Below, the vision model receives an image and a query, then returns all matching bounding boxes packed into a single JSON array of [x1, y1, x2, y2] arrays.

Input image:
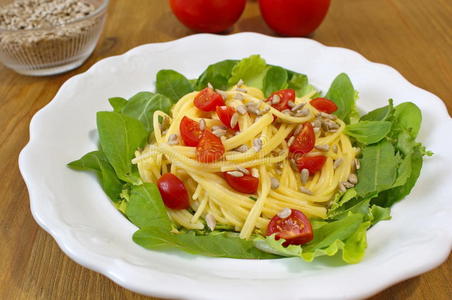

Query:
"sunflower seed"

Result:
[[207, 82, 213, 89], [213, 129, 227, 137], [301, 168, 309, 184], [291, 103, 305, 112], [293, 124, 303, 136], [205, 213, 216, 231], [253, 138, 263, 151], [270, 177, 280, 189], [287, 136, 295, 147], [338, 182, 347, 192], [290, 158, 298, 170], [332, 144, 338, 153], [230, 112, 239, 128], [295, 108, 310, 117], [354, 158, 361, 170], [314, 127, 321, 134], [199, 118, 206, 131], [288, 101, 296, 108], [251, 168, 259, 178], [315, 144, 330, 152], [212, 125, 227, 131], [343, 181, 355, 188], [168, 134, 178, 145], [237, 166, 249, 174], [234, 93, 244, 100], [216, 89, 228, 99], [281, 109, 291, 115], [262, 106, 271, 113], [348, 173, 358, 184], [320, 112, 337, 120], [277, 208, 292, 218], [334, 158, 343, 169], [235, 144, 249, 152], [237, 79, 244, 87], [312, 119, 322, 128], [237, 105, 247, 115], [300, 187, 313, 195], [271, 94, 281, 104], [227, 170, 244, 177], [236, 87, 247, 93], [326, 120, 339, 129]]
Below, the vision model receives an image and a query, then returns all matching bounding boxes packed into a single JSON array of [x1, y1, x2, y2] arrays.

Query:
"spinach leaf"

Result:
[[126, 183, 172, 230], [228, 55, 268, 88], [133, 228, 278, 259], [361, 99, 394, 121], [156, 70, 194, 103], [262, 66, 288, 97], [393, 102, 422, 138], [345, 121, 392, 144], [195, 60, 237, 90], [355, 140, 398, 197], [97, 111, 148, 184], [108, 97, 128, 112], [121, 92, 171, 132], [325, 73, 356, 122], [68, 150, 123, 202]]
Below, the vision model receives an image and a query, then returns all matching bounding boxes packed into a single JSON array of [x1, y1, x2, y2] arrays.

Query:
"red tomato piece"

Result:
[[196, 130, 225, 163], [194, 88, 225, 112], [224, 171, 259, 194], [169, 0, 246, 33], [216, 106, 239, 130], [310, 97, 338, 114], [289, 122, 315, 154], [259, 0, 331, 37], [179, 116, 203, 147], [295, 155, 326, 174], [266, 89, 296, 111], [266, 209, 313, 246], [157, 173, 190, 210]]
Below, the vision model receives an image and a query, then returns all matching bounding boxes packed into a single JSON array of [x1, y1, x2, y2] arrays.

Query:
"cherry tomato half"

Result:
[[169, 0, 246, 33], [267, 89, 296, 111], [267, 209, 313, 246], [216, 106, 239, 130], [259, 0, 331, 37], [180, 116, 203, 147], [289, 122, 315, 154], [194, 88, 225, 112], [157, 173, 190, 210], [196, 130, 225, 163], [310, 97, 338, 114], [295, 155, 326, 174], [224, 170, 259, 194]]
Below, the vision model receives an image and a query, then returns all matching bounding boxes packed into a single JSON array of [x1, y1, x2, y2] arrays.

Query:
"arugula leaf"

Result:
[[108, 97, 128, 112], [121, 92, 172, 132], [325, 73, 356, 122], [68, 150, 123, 202], [262, 66, 288, 97], [228, 55, 268, 88], [361, 99, 394, 121], [134, 228, 278, 259], [126, 183, 172, 230], [156, 70, 194, 103], [345, 121, 392, 144], [355, 140, 398, 197], [195, 60, 237, 90], [97, 111, 148, 184], [393, 102, 422, 138]]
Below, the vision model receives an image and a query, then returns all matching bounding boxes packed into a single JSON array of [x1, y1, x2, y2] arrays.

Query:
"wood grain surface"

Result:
[[0, 0, 450, 299]]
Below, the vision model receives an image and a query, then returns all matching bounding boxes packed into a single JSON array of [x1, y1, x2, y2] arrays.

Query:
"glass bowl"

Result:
[[0, 0, 109, 76]]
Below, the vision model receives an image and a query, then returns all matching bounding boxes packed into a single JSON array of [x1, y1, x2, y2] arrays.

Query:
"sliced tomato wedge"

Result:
[[295, 155, 326, 174], [157, 173, 190, 210], [266, 89, 296, 111], [196, 130, 225, 163], [289, 122, 315, 154], [266, 209, 313, 246], [194, 87, 225, 112], [224, 170, 259, 194], [180, 116, 202, 147], [216, 106, 239, 130], [310, 97, 338, 114]]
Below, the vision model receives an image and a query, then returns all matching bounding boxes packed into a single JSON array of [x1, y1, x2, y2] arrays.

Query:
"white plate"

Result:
[[19, 33, 452, 300]]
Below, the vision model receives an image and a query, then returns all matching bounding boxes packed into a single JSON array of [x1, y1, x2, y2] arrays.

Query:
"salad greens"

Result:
[[68, 54, 429, 264]]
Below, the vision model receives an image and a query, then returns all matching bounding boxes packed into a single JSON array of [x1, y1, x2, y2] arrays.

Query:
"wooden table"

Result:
[[1, 0, 450, 299]]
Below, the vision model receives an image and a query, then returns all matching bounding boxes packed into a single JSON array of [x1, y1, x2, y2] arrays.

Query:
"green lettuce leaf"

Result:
[[228, 55, 268, 88]]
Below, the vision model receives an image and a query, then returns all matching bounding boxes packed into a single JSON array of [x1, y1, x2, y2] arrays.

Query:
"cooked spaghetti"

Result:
[[132, 85, 357, 239]]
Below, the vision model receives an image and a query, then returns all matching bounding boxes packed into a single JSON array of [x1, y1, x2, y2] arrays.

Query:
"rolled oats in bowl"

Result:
[[0, 0, 108, 75]]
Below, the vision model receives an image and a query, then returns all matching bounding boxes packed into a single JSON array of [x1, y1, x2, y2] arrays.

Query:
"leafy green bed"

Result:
[[68, 55, 430, 263]]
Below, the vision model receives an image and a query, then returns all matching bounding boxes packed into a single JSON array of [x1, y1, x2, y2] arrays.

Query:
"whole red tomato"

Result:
[[169, 0, 247, 33], [259, 0, 331, 37]]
